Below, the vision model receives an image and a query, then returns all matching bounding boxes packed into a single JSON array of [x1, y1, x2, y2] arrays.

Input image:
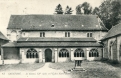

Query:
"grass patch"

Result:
[[49, 61, 121, 78]]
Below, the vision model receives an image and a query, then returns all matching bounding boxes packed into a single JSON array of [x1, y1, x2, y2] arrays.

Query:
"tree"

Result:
[[55, 4, 63, 14], [76, 2, 92, 14], [81, 2, 92, 14], [76, 4, 82, 14], [65, 6, 73, 14], [92, 7, 100, 15], [98, 0, 121, 29]]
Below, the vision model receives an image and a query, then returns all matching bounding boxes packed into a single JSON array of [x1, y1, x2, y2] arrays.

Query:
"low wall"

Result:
[[21, 58, 39, 63], [3, 60, 20, 64]]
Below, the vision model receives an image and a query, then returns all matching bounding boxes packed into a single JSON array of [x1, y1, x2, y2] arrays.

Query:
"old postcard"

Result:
[[0, 0, 121, 78]]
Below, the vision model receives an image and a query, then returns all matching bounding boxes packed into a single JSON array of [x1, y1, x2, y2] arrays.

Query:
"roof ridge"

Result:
[[0, 31, 9, 40], [8, 15, 107, 31]]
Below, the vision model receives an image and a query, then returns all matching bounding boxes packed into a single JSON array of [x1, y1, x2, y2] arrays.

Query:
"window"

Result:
[[120, 45, 121, 56], [40, 32, 45, 37], [59, 49, 69, 57], [89, 49, 99, 57], [65, 32, 70, 37], [87, 33, 89, 37], [40, 33, 42, 37], [43, 32, 45, 37], [68, 32, 70, 37], [87, 33, 93, 37], [109, 41, 114, 57], [26, 48, 38, 58], [65, 32, 67, 37], [90, 33, 92, 37], [74, 49, 84, 57]]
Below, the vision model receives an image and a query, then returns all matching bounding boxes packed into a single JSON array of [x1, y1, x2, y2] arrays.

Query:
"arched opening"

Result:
[[11, 30, 17, 41], [26, 48, 38, 59], [89, 49, 99, 57], [59, 49, 69, 58], [109, 41, 114, 59], [45, 49, 52, 62], [74, 49, 84, 57], [119, 44, 121, 61]]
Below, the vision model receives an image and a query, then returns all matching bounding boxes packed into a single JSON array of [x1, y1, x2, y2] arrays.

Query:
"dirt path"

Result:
[[0, 63, 71, 78], [33, 63, 71, 78]]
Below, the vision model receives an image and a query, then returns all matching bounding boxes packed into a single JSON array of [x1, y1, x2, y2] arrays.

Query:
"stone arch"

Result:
[[89, 49, 99, 57], [74, 48, 84, 57], [45, 49, 52, 62], [119, 41, 121, 61], [26, 48, 38, 58], [109, 41, 114, 59], [11, 30, 17, 41], [59, 49, 69, 57]]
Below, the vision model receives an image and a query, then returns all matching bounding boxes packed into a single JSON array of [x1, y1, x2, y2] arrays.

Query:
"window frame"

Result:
[[87, 32, 93, 37], [74, 49, 84, 57], [26, 48, 38, 59], [89, 49, 99, 57], [59, 49, 69, 58], [65, 32, 70, 37], [40, 32, 45, 37]]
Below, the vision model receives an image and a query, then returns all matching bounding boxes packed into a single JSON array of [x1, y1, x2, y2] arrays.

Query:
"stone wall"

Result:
[[7, 29, 107, 42], [102, 35, 121, 62], [0, 39, 9, 56], [2, 47, 20, 64], [7, 29, 21, 42], [103, 40, 108, 59], [1, 46, 103, 64], [117, 35, 121, 61], [112, 40, 117, 61], [20, 47, 103, 63], [3, 47, 20, 60], [107, 37, 116, 60]]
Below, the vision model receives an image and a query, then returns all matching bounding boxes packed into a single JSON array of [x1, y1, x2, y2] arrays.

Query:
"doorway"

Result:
[[45, 49, 52, 62]]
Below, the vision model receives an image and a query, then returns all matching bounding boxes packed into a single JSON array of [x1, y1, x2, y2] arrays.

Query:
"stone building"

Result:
[[0, 31, 9, 64], [1, 15, 108, 64], [101, 23, 121, 62]]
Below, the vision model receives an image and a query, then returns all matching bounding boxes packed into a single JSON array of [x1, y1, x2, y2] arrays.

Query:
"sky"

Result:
[[0, 0, 103, 36]]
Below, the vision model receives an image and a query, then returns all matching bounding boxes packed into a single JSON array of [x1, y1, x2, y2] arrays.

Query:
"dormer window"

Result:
[[87, 33, 92, 37], [51, 24, 54, 27]]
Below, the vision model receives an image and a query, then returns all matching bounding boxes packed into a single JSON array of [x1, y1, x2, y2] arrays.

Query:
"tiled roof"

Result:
[[8, 15, 107, 31], [2, 42, 16, 47], [2, 42, 102, 47], [17, 37, 97, 42], [0, 31, 9, 40], [101, 23, 121, 40]]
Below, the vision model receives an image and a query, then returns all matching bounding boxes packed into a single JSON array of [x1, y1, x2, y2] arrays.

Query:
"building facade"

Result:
[[0, 31, 9, 64], [1, 15, 108, 64], [101, 23, 121, 62]]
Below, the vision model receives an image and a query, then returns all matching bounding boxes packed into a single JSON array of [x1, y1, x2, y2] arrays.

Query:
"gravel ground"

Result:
[[0, 63, 45, 72]]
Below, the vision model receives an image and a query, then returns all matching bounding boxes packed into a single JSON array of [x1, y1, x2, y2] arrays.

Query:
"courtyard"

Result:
[[0, 61, 121, 78]]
